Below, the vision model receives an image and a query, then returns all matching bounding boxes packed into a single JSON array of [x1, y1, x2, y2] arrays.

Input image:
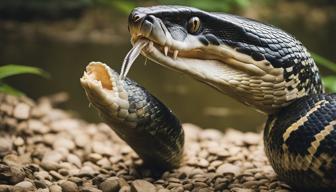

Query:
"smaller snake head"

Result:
[[127, 5, 323, 114]]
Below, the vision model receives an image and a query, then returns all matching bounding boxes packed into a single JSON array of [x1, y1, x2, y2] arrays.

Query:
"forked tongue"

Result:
[[120, 39, 148, 80]]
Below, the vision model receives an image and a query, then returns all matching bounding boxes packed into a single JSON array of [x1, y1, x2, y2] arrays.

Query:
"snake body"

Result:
[[81, 6, 336, 191], [80, 62, 184, 169]]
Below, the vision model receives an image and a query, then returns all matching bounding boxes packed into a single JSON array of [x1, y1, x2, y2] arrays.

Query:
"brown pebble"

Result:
[[130, 180, 156, 192], [67, 154, 82, 167], [34, 180, 48, 189], [99, 177, 120, 192], [13, 137, 24, 146], [0, 137, 13, 156], [13, 103, 30, 120], [50, 170, 63, 180], [216, 163, 241, 176], [13, 181, 35, 192], [49, 184, 62, 192], [61, 181, 78, 192], [0, 184, 13, 192], [28, 119, 48, 134], [81, 186, 103, 192]]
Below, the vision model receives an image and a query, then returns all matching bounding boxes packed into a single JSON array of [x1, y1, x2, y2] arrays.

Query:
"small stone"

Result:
[[130, 180, 156, 192], [28, 120, 49, 134], [230, 188, 254, 192], [53, 138, 75, 150], [34, 171, 52, 181], [99, 177, 120, 192], [0, 184, 13, 192], [119, 186, 131, 192], [67, 154, 82, 167], [0, 164, 25, 184], [49, 171, 63, 180], [42, 151, 63, 163], [50, 119, 80, 132], [49, 184, 62, 192], [97, 158, 111, 168], [0, 137, 13, 156], [14, 181, 35, 192], [13, 103, 30, 119], [197, 159, 209, 168], [61, 181, 78, 192], [217, 163, 241, 176], [88, 153, 102, 162], [81, 186, 103, 192], [243, 133, 260, 145], [78, 166, 95, 177], [34, 180, 48, 189], [14, 137, 24, 146], [40, 160, 61, 171], [75, 134, 90, 148]]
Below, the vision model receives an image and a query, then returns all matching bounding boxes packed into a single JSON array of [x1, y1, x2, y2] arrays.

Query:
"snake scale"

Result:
[[81, 6, 336, 191]]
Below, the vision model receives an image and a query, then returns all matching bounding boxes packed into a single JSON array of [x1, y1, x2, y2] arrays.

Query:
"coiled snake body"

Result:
[[81, 6, 336, 191]]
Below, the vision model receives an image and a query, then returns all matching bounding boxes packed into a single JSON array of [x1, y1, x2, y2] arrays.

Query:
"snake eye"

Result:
[[188, 17, 201, 34]]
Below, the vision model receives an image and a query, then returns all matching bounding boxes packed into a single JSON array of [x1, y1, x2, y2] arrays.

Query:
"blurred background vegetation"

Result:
[[0, 0, 335, 131]]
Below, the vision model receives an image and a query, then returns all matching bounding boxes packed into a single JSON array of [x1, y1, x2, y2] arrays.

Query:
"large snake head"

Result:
[[128, 5, 323, 114]]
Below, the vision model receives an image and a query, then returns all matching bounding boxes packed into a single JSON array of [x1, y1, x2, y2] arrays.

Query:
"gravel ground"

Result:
[[0, 93, 294, 192]]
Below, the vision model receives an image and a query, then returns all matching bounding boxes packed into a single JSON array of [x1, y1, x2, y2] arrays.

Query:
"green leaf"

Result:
[[323, 76, 336, 92], [311, 52, 336, 73], [110, 1, 135, 14], [0, 64, 49, 80], [0, 82, 24, 96]]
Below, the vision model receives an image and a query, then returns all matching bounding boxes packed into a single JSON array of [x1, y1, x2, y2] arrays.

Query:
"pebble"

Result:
[[67, 154, 82, 167], [60, 181, 78, 192], [28, 119, 49, 134], [53, 138, 75, 150], [99, 177, 120, 192], [75, 134, 90, 148], [13, 103, 30, 120], [0, 94, 294, 192], [14, 181, 35, 191], [13, 137, 24, 146], [42, 151, 63, 163], [0, 184, 13, 192], [130, 180, 156, 192], [34, 171, 52, 181], [0, 137, 13, 156], [217, 163, 241, 176], [49, 185, 62, 192]]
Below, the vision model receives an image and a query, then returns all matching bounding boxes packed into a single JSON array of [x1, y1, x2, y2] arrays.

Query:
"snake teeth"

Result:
[[173, 50, 179, 60], [164, 46, 169, 56]]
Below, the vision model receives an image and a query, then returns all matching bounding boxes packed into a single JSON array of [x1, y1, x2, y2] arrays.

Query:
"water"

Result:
[[0, 12, 335, 132]]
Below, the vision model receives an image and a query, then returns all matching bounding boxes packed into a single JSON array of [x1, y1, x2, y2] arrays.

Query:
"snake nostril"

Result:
[[133, 14, 141, 22], [130, 12, 146, 24]]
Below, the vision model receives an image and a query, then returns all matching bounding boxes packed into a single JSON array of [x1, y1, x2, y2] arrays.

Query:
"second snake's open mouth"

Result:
[[86, 63, 113, 91]]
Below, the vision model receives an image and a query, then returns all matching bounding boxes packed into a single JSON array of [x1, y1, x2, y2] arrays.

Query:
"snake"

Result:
[[81, 5, 336, 191]]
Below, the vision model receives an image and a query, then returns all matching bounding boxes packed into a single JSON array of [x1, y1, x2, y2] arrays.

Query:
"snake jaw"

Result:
[[80, 62, 131, 122]]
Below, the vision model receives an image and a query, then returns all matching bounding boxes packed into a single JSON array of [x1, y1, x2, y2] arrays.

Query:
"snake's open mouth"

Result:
[[86, 63, 114, 91], [80, 62, 130, 118]]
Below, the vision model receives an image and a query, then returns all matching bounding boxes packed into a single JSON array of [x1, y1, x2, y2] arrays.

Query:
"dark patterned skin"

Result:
[[130, 6, 324, 98], [103, 77, 184, 169], [264, 93, 336, 191], [127, 6, 335, 190]]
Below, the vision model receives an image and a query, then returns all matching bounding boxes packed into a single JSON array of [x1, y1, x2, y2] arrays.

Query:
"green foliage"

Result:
[[0, 65, 49, 96], [311, 53, 336, 93], [94, 0, 253, 14], [157, 0, 250, 12], [323, 76, 336, 92], [311, 52, 336, 73]]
